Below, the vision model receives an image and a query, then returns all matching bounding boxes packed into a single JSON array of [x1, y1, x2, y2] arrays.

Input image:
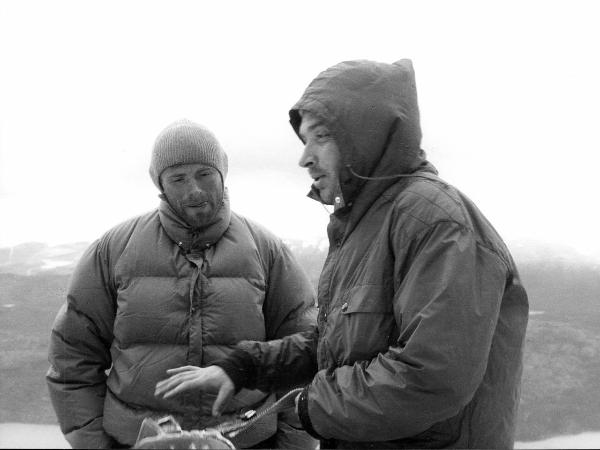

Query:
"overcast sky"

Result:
[[1, 0, 599, 260]]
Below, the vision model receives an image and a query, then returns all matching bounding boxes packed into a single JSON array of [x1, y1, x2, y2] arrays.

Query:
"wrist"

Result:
[[212, 349, 256, 393], [297, 386, 323, 440]]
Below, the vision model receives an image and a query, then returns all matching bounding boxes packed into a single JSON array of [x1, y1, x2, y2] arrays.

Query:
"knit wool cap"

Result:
[[149, 119, 228, 190]]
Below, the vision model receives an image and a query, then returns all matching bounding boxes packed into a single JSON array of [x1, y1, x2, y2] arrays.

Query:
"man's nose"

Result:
[[188, 180, 205, 195], [298, 145, 316, 168]]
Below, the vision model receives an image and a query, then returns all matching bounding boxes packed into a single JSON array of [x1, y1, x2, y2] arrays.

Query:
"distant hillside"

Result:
[[1, 241, 600, 442], [0, 241, 89, 276], [0, 272, 70, 424], [517, 317, 600, 440], [518, 259, 600, 328]]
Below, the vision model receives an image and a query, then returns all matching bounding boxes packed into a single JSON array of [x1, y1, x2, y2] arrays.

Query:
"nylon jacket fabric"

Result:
[[234, 60, 529, 448], [47, 194, 317, 448]]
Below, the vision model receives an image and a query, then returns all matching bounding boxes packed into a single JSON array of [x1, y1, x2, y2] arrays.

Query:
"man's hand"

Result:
[[154, 365, 235, 416]]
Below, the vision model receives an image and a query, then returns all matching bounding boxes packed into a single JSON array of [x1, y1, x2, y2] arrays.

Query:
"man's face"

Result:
[[298, 111, 342, 205], [160, 163, 224, 228]]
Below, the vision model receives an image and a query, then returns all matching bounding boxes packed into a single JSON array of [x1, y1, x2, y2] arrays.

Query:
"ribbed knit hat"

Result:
[[149, 119, 228, 190]]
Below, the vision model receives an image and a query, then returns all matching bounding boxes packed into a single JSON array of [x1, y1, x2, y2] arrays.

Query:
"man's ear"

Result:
[[158, 175, 166, 200]]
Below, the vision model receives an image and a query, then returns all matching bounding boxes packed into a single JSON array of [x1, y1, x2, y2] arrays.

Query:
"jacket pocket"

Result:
[[332, 284, 395, 364]]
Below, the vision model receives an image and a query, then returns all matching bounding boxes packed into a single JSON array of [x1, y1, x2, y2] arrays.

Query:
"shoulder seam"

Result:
[[394, 219, 510, 272]]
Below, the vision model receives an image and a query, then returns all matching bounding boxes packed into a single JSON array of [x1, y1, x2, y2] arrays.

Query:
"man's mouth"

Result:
[[312, 175, 326, 189], [185, 201, 208, 208]]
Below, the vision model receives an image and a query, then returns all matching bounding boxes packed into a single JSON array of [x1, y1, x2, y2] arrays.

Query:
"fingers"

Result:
[[166, 366, 198, 374], [212, 380, 234, 417], [162, 379, 194, 399], [155, 374, 179, 395], [155, 371, 197, 396], [154, 365, 234, 414]]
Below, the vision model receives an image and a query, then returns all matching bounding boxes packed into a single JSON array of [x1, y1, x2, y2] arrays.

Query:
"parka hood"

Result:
[[290, 59, 434, 207]]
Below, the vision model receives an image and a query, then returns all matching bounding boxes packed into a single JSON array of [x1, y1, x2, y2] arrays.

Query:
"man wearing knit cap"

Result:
[[47, 119, 317, 449], [156, 61, 529, 449]]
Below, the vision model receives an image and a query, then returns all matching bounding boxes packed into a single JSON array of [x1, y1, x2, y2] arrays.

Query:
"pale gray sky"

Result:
[[1, 0, 599, 259]]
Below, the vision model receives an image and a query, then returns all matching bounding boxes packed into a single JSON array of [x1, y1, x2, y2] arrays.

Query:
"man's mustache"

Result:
[[181, 194, 209, 205]]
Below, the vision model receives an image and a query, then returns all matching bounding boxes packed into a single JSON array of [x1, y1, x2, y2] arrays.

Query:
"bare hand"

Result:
[[154, 365, 235, 416]]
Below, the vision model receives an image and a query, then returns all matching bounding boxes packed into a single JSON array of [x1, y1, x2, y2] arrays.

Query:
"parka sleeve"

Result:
[[222, 327, 319, 392], [300, 220, 509, 441], [46, 239, 117, 448]]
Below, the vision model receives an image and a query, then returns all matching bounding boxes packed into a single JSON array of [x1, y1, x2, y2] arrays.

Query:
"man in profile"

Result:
[[156, 60, 529, 449]]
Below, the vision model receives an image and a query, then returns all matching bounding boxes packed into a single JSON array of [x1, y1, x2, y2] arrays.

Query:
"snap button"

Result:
[[341, 302, 348, 312]]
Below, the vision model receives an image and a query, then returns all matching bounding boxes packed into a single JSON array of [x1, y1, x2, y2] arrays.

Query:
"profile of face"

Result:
[[298, 111, 342, 205], [160, 163, 224, 228]]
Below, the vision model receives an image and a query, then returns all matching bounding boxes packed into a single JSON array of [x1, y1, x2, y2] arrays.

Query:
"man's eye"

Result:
[[316, 132, 330, 140]]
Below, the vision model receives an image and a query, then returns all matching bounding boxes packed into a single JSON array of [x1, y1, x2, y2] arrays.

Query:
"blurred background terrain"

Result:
[[2, 0, 600, 448]]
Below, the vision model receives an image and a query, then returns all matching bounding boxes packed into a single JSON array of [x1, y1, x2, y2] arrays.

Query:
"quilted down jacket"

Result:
[[47, 195, 317, 448]]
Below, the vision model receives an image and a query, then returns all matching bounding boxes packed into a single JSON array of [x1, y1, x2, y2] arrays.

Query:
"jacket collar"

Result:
[[158, 188, 231, 253], [320, 160, 438, 248]]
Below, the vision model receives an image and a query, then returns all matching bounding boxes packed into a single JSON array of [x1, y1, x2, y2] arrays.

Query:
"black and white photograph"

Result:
[[1, 1, 599, 448]]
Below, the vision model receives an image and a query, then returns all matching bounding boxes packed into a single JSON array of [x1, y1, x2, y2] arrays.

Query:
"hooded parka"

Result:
[[46, 192, 317, 448], [219, 60, 529, 449]]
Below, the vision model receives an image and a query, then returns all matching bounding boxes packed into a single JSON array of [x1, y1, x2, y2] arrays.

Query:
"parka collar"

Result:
[[158, 188, 231, 253]]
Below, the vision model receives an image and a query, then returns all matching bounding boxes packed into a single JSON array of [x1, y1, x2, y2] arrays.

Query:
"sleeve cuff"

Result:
[[297, 386, 324, 440], [212, 348, 257, 393]]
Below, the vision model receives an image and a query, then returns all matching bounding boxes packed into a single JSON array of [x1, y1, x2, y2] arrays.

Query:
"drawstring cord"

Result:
[[317, 164, 432, 215], [346, 164, 429, 181]]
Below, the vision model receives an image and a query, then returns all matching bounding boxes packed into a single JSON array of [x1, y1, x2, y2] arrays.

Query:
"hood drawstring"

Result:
[[346, 164, 425, 181]]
